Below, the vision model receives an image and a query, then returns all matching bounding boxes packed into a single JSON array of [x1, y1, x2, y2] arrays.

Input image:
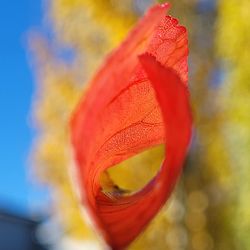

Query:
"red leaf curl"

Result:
[[70, 3, 192, 249]]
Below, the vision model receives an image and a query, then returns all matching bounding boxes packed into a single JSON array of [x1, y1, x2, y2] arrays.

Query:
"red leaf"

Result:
[[70, 3, 192, 249]]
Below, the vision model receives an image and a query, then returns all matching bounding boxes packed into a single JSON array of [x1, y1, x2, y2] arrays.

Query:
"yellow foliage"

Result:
[[217, 1, 250, 249]]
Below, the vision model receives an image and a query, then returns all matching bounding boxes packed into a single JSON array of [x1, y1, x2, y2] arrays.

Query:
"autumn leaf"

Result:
[[70, 3, 192, 249]]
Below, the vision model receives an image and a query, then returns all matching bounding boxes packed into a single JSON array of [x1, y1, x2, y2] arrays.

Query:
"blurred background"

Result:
[[0, 0, 250, 249]]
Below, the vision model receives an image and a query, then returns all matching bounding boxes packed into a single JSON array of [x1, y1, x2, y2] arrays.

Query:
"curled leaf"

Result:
[[70, 3, 192, 249]]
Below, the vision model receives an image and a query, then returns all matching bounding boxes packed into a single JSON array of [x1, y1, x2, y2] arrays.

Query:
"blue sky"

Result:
[[0, 0, 48, 215]]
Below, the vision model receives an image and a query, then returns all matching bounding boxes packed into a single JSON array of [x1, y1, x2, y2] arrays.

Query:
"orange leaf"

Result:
[[70, 3, 192, 249]]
